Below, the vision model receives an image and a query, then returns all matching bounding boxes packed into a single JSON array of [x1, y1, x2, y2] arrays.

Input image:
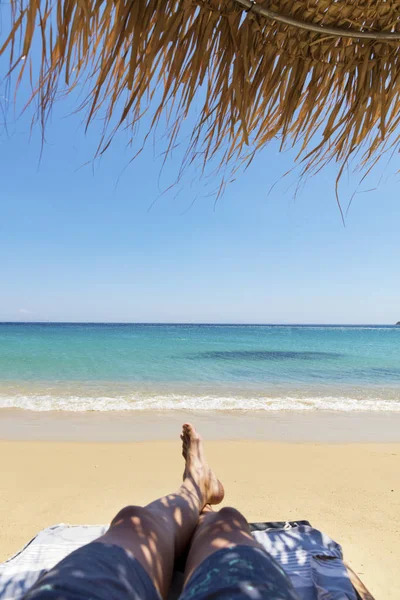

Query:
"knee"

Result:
[[194, 507, 252, 546], [110, 505, 159, 534], [217, 506, 248, 526], [202, 507, 249, 532]]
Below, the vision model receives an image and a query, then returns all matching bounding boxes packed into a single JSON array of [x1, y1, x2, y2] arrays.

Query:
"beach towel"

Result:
[[0, 521, 359, 600]]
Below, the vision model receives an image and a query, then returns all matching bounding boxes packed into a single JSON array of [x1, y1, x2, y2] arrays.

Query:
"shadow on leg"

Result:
[[96, 423, 224, 599], [97, 504, 176, 598], [183, 506, 260, 585], [183, 507, 300, 600]]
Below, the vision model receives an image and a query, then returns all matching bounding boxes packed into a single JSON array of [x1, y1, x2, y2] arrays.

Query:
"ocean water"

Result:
[[0, 323, 400, 412]]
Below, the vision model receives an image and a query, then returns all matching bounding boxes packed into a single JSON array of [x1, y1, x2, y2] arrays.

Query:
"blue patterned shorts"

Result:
[[182, 545, 300, 600], [22, 542, 299, 600]]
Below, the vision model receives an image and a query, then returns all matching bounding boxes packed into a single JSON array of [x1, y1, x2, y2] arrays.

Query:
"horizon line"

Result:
[[0, 321, 398, 327]]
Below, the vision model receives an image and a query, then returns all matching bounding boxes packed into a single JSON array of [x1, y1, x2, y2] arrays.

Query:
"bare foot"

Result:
[[181, 423, 224, 506]]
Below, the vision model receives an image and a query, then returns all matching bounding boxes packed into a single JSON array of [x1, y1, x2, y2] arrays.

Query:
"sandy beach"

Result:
[[1, 427, 399, 600]]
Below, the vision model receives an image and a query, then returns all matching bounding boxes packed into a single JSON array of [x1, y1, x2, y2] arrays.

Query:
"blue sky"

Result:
[[1, 49, 400, 324]]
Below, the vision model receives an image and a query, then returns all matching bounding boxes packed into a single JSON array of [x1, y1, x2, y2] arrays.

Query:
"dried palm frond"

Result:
[[2, 0, 400, 185]]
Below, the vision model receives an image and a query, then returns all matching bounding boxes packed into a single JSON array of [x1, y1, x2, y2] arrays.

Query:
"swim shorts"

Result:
[[22, 541, 300, 600]]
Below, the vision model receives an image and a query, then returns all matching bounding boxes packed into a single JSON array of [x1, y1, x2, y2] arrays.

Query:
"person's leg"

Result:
[[181, 507, 300, 600], [96, 424, 223, 598], [23, 424, 223, 600], [183, 506, 261, 585]]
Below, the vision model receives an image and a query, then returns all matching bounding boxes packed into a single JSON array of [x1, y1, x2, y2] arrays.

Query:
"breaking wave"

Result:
[[1, 393, 399, 412]]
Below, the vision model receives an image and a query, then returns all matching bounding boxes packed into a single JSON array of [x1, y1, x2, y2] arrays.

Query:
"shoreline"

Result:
[[1, 380, 400, 414], [1, 408, 400, 442]]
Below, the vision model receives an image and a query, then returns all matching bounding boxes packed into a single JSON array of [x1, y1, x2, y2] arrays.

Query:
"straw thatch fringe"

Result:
[[2, 0, 400, 185]]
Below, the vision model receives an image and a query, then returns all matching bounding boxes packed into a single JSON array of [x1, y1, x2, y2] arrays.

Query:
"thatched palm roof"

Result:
[[2, 0, 400, 187]]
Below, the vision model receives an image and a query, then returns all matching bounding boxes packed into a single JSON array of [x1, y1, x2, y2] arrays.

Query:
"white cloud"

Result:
[[19, 308, 33, 315]]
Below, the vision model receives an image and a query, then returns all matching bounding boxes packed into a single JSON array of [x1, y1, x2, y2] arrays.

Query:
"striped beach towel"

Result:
[[0, 521, 358, 599]]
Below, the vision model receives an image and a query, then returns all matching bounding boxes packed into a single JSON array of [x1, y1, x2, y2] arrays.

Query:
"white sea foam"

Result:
[[0, 394, 399, 412]]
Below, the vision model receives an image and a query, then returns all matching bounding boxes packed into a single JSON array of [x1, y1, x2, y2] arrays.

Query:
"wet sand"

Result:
[[1, 407, 400, 442]]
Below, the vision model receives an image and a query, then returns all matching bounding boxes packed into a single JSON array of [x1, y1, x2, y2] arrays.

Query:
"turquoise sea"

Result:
[[0, 323, 400, 412]]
